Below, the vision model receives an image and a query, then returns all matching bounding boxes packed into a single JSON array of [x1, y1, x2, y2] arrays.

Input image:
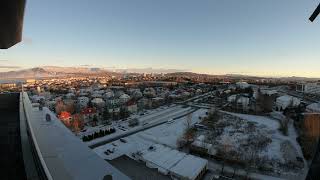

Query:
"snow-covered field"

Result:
[[138, 109, 207, 148], [92, 108, 308, 179], [199, 111, 307, 178]]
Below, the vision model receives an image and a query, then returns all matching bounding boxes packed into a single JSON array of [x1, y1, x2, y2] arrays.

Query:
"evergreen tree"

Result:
[[92, 115, 98, 126], [103, 108, 110, 123]]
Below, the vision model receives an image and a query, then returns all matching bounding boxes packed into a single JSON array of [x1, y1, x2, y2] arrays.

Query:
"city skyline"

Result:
[[1, 0, 320, 77]]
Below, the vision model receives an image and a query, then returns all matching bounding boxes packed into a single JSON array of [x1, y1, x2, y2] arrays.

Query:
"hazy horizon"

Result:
[[1, 0, 320, 78], [2, 65, 320, 79]]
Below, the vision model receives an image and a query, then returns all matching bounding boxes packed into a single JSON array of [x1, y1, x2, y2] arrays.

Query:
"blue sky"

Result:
[[1, 0, 320, 77]]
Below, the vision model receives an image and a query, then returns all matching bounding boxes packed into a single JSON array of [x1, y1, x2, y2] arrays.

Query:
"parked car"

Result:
[[120, 138, 127, 143]]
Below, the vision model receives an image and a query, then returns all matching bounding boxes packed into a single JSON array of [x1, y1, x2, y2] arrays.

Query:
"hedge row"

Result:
[[82, 128, 116, 142]]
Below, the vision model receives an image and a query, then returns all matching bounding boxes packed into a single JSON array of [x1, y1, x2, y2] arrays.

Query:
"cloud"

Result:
[[0, 65, 21, 69], [0, 60, 9, 62], [80, 64, 92, 67]]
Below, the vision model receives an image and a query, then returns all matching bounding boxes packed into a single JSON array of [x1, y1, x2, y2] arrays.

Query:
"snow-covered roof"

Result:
[[307, 103, 320, 113], [141, 144, 186, 172], [119, 93, 130, 99], [236, 82, 250, 89], [260, 89, 277, 95], [170, 154, 208, 179], [276, 95, 300, 108], [91, 98, 104, 104], [65, 93, 75, 97], [140, 144, 208, 178], [91, 93, 102, 98], [277, 95, 293, 102], [77, 97, 89, 104]]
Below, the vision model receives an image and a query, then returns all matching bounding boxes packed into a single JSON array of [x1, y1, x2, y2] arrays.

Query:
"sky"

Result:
[[1, 0, 320, 77]]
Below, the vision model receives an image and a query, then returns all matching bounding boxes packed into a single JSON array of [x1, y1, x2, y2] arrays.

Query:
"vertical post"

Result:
[[310, 3, 320, 22]]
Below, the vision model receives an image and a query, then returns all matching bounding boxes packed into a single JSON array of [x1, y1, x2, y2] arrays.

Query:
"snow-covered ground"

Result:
[[92, 108, 308, 179], [222, 111, 280, 130], [138, 109, 207, 148], [93, 109, 208, 159], [85, 106, 195, 146], [93, 109, 209, 179], [199, 111, 307, 179]]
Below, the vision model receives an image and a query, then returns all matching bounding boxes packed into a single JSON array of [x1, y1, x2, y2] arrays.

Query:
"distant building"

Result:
[[26, 79, 36, 83], [65, 92, 75, 99], [236, 82, 250, 89], [119, 93, 130, 104], [151, 97, 165, 108], [296, 82, 320, 95], [143, 87, 156, 98], [103, 90, 114, 99], [126, 100, 137, 113], [77, 96, 89, 110], [81, 107, 98, 124], [91, 98, 105, 109], [0, 82, 16, 88]]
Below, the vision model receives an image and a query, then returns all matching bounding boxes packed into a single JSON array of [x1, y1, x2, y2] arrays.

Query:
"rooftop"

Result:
[[22, 92, 130, 180]]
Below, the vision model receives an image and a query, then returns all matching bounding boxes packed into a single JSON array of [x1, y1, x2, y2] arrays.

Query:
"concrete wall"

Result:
[[0, 93, 20, 109]]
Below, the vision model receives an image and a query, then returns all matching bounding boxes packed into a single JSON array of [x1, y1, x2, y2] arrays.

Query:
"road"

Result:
[[88, 106, 196, 148], [176, 91, 216, 104]]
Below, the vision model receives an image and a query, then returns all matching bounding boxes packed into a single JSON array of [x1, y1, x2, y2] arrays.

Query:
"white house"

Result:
[[91, 92, 102, 98], [91, 98, 105, 108], [126, 100, 138, 113], [131, 89, 143, 99], [119, 94, 130, 104], [65, 92, 75, 99], [77, 96, 89, 109], [143, 87, 156, 97], [104, 90, 114, 99]]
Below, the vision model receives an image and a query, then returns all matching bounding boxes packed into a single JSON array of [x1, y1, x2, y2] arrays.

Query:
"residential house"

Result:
[[58, 111, 72, 127], [81, 107, 98, 124]]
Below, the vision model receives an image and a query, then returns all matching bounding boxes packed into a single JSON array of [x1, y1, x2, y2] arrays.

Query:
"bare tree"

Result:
[[185, 113, 192, 129]]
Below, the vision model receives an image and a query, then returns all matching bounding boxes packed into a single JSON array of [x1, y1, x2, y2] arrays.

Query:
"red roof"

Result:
[[126, 99, 136, 106], [81, 107, 97, 115], [59, 111, 71, 120]]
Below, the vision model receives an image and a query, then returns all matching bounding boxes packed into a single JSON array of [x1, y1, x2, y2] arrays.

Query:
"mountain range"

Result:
[[0, 66, 187, 79], [0, 66, 114, 79], [0, 66, 319, 81]]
